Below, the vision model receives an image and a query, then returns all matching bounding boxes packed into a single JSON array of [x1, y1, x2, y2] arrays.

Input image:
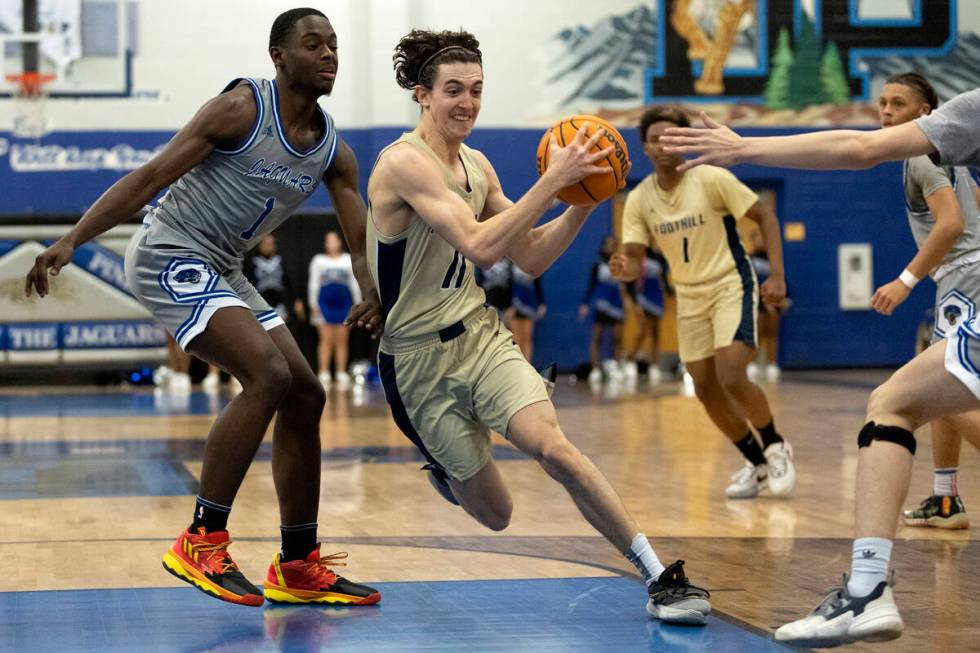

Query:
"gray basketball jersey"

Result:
[[144, 77, 339, 272], [904, 156, 980, 268]]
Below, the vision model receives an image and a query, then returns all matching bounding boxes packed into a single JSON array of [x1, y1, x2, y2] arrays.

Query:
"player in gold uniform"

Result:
[[365, 30, 710, 622], [613, 106, 796, 499]]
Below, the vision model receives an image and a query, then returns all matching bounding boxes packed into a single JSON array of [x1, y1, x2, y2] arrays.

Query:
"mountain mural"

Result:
[[864, 32, 980, 102], [532, 2, 980, 127]]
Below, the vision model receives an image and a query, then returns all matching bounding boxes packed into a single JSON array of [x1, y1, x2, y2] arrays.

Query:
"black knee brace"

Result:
[[857, 421, 916, 455]]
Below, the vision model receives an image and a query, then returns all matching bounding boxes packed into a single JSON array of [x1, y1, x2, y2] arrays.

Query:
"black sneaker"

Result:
[[902, 494, 969, 529], [646, 560, 710, 625], [423, 463, 459, 506]]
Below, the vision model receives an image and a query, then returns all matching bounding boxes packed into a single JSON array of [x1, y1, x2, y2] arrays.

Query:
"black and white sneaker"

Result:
[[646, 561, 711, 625], [774, 573, 903, 647]]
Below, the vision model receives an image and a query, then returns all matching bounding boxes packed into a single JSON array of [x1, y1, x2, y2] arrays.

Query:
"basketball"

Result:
[[536, 114, 630, 205]]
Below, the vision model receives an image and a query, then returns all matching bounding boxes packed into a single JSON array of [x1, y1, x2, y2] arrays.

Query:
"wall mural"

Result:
[[534, 0, 976, 126]]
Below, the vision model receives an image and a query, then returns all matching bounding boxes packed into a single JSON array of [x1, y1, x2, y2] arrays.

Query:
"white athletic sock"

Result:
[[625, 533, 666, 586], [847, 537, 892, 597], [934, 468, 958, 496]]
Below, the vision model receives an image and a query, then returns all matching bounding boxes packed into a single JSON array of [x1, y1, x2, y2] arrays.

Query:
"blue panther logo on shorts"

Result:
[[174, 269, 202, 284], [945, 304, 963, 326]]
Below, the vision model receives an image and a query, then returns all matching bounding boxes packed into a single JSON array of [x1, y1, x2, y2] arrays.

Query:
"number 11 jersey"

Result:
[[367, 131, 489, 347]]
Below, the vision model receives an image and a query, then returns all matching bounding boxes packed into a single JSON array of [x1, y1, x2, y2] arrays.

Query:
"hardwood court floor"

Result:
[[0, 370, 976, 651]]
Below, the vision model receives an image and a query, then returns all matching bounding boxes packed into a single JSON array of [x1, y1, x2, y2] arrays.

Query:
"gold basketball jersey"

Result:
[[368, 131, 489, 347], [621, 165, 758, 286]]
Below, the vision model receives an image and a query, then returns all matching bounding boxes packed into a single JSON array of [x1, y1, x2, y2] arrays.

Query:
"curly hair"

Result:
[[638, 105, 691, 142], [393, 29, 482, 102], [885, 72, 939, 113]]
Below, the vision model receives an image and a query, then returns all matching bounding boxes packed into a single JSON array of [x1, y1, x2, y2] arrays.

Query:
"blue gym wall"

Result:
[[0, 126, 928, 370]]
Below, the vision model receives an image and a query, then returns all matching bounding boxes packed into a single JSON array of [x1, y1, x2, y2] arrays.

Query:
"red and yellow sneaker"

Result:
[[264, 546, 381, 605], [162, 527, 264, 606]]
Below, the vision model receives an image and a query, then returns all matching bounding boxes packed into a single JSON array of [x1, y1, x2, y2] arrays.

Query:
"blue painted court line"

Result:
[[0, 390, 230, 417], [0, 577, 798, 652]]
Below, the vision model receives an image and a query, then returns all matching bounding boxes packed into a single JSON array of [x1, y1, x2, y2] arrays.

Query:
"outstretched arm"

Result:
[[660, 112, 933, 172], [25, 83, 257, 297], [323, 138, 382, 336]]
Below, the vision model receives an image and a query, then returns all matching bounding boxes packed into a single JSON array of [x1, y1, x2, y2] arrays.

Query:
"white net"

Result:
[[8, 73, 54, 138]]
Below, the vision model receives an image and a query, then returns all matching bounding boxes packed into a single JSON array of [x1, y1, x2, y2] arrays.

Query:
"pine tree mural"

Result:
[[764, 27, 794, 109], [820, 41, 850, 104], [787, 12, 826, 109]]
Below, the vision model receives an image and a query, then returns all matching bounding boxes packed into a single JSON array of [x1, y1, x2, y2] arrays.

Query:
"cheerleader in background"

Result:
[[624, 247, 672, 383], [580, 235, 631, 383], [309, 231, 361, 388], [509, 264, 546, 363]]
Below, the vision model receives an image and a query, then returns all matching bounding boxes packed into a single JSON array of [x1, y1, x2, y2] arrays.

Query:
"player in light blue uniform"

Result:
[[25, 8, 381, 608]]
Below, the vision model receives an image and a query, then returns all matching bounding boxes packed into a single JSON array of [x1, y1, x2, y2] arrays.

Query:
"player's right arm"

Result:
[[25, 84, 257, 297], [370, 125, 610, 269]]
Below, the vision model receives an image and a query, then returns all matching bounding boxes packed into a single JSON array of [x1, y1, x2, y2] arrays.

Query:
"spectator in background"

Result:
[[203, 234, 300, 391], [580, 235, 631, 384], [624, 246, 672, 384], [509, 263, 546, 363], [309, 231, 360, 388]]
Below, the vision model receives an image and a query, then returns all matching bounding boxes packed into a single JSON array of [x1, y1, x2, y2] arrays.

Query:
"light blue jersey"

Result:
[[144, 77, 339, 273]]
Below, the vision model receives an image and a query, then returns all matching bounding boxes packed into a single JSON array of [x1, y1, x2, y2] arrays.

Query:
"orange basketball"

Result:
[[535, 114, 630, 205]]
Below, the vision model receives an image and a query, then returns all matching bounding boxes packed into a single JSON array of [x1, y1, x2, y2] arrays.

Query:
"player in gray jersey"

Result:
[[659, 89, 980, 646], [872, 74, 980, 532], [25, 8, 380, 608], [366, 28, 710, 624]]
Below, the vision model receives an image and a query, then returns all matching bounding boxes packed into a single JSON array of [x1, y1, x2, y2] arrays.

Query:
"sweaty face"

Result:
[[418, 62, 483, 140], [878, 83, 929, 128], [273, 15, 338, 95], [644, 121, 685, 170]]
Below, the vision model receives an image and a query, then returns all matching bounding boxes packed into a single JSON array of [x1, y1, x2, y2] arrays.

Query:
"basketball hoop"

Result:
[[6, 71, 55, 138]]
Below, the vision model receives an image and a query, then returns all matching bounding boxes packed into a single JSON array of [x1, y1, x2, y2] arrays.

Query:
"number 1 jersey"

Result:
[[621, 165, 758, 287], [144, 77, 339, 273]]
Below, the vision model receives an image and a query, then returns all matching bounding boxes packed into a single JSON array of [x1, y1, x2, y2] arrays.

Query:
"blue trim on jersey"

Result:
[[214, 78, 265, 156], [724, 216, 757, 349], [378, 352, 441, 468], [175, 301, 208, 344], [323, 115, 339, 170], [376, 237, 407, 320], [269, 79, 331, 158], [158, 257, 237, 304], [256, 310, 279, 323], [957, 331, 980, 379]]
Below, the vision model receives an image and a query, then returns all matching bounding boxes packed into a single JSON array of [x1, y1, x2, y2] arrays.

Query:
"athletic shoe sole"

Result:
[[263, 582, 380, 605], [902, 513, 969, 529], [646, 598, 710, 625], [162, 549, 264, 607]]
